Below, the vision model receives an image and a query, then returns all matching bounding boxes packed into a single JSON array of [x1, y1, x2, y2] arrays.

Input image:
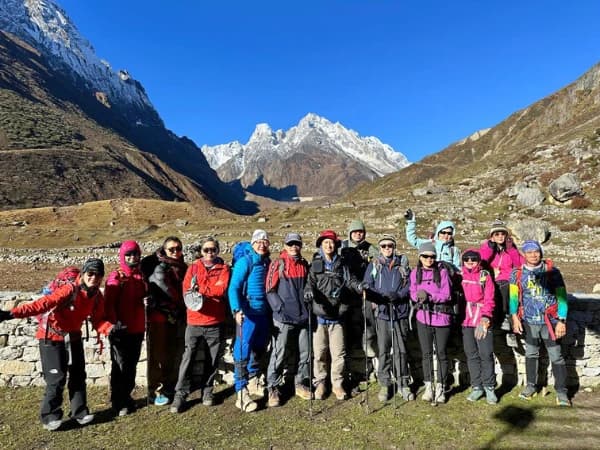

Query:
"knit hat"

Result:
[[251, 229, 269, 244], [316, 229, 340, 248], [81, 258, 105, 277], [522, 240, 543, 255], [378, 234, 396, 247], [348, 219, 366, 233], [284, 232, 302, 245], [418, 241, 436, 256], [490, 219, 509, 236]]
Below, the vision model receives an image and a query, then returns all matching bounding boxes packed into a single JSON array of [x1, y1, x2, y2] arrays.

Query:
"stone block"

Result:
[[582, 367, 600, 377], [22, 346, 39, 362], [0, 360, 35, 376], [0, 346, 23, 360], [10, 376, 32, 387], [86, 363, 108, 378]]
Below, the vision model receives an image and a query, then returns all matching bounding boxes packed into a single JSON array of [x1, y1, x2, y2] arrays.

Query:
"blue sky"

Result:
[[60, 0, 600, 162]]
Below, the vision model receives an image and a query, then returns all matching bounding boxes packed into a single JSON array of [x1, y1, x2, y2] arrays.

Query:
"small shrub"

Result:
[[570, 196, 591, 209]]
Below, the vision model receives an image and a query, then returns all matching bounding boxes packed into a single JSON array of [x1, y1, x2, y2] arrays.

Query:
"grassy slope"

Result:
[[0, 385, 597, 449]]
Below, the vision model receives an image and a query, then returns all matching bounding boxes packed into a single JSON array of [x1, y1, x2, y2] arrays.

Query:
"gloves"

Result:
[[358, 282, 369, 292], [110, 321, 128, 337], [384, 291, 398, 302], [0, 310, 13, 323], [404, 209, 414, 221], [143, 296, 156, 309], [475, 318, 490, 340], [416, 289, 429, 303], [304, 290, 314, 304]]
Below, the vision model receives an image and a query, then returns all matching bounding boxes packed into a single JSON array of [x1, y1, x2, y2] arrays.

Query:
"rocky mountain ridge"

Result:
[[202, 113, 410, 200]]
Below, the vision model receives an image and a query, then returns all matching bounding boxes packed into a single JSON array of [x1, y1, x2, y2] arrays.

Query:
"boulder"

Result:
[[510, 219, 550, 244], [516, 186, 545, 207], [548, 173, 583, 202]]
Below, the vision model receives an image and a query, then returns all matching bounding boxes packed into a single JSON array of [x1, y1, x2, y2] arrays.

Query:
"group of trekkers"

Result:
[[0, 210, 571, 431]]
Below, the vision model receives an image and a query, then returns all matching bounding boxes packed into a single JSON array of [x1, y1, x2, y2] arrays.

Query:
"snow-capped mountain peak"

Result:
[[202, 112, 410, 178], [0, 0, 158, 123]]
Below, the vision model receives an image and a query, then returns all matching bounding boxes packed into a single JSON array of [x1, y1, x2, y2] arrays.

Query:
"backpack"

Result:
[[140, 252, 160, 282], [370, 254, 410, 285], [37, 266, 81, 339], [231, 241, 256, 298]]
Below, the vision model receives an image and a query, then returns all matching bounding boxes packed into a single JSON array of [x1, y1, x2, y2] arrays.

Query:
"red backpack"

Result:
[[37, 266, 81, 339]]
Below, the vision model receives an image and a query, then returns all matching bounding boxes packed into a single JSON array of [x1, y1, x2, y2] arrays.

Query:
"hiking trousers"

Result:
[[462, 326, 495, 388], [148, 321, 183, 398], [175, 324, 224, 398], [267, 320, 310, 389], [233, 313, 270, 392], [314, 322, 346, 389], [39, 338, 89, 425], [523, 322, 567, 393], [376, 318, 410, 387], [416, 322, 451, 384], [109, 332, 144, 410]]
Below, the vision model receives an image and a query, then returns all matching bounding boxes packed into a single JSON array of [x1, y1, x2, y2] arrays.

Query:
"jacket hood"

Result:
[[119, 240, 141, 275], [435, 220, 456, 236]]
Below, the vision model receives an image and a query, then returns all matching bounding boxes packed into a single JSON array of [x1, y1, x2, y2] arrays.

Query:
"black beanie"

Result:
[[81, 258, 105, 277]]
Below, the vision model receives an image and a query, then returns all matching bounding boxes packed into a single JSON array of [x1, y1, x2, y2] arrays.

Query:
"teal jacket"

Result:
[[405, 219, 461, 272]]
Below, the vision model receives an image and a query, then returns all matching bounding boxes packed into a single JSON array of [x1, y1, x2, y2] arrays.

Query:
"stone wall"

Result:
[[1, 292, 599, 389]]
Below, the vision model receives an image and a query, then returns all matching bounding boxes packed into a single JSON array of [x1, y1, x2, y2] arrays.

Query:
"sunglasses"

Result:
[[420, 254, 436, 260], [463, 257, 480, 262], [380, 244, 394, 249], [166, 246, 182, 253], [286, 242, 302, 248], [439, 230, 453, 236], [124, 251, 140, 257], [202, 247, 217, 253]]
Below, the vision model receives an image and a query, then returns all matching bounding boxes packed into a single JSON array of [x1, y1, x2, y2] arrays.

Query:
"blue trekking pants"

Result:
[[233, 313, 270, 392]]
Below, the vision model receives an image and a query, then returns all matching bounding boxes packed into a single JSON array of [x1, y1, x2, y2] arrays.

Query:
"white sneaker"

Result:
[[42, 419, 62, 431], [421, 382, 433, 402], [75, 414, 94, 425], [247, 376, 265, 398]]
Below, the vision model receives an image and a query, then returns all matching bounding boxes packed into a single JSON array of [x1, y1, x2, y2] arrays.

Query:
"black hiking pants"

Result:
[[462, 326, 495, 388], [376, 318, 411, 387], [416, 323, 451, 385], [39, 337, 89, 425], [109, 332, 144, 410], [523, 322, 567, 393]]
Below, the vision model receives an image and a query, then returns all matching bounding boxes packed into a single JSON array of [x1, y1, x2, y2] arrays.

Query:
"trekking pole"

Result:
[[307, 305, 313, 419], [427, 304, 437, 407], [362, 289, 370, 414], [237, 312, 245, 410], [389, 301, 397, 413], [144, 298, 150, 407]]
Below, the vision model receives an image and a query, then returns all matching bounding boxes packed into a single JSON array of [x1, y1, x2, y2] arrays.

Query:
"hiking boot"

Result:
[[154, 393, 170, 406], [378, 386, 391, 402], [295, 384, 313, 400], [118, 407, 130, 417], [332, 385, 348, 401], [42, 419, 62, 431], [170, 395, 185, 413], [267, 388, 281, 407], [235, 388, 258, 413], [75, 414, 94, 426], [500, 316, 512, 331], [519, 384, 537, 400], [484, 387, 498, 404], [556, 391, 571, 407], [467, 387, 484, 402], [400, 386, 415, 401], [434, 383, 446, 403], [506, 333, 518, 348], [202, 390, 214, 407], [421, 382, 433, 402], [314, 382, 327, 400], [247, 376, 265, 398]]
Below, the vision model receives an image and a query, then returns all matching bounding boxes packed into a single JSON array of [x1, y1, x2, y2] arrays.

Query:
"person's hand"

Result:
[[384, 291, 398, 302], [304, 290, 314, 304], [0, 310, 13, 323], [555, 321, 566, 339], [416, 289, 429, 303], [358, 282, 369, 292], [475, 317, 490, 340], [110, 321, 128, 337], [234, 311, 244, 326], [404, 209, 414, 221], [512, 315, 523, 335], [143, 296, 156, 308]]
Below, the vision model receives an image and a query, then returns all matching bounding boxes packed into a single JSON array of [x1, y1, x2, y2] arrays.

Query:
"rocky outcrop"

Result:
[[549, 173, 584, 202]]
